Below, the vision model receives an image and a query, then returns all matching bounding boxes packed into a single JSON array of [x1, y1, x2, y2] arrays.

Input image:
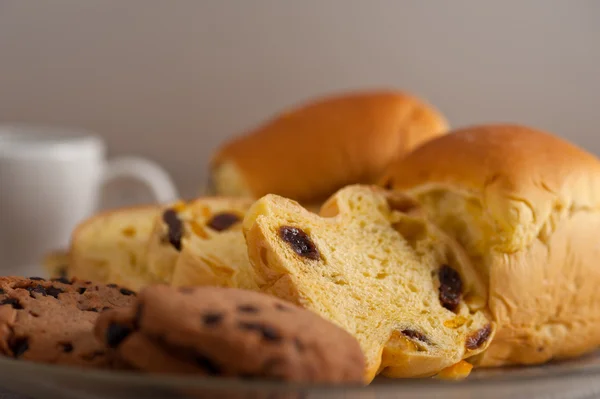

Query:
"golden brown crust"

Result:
[[211, 90, 448, 203], [383, 124, 600, 366], [382, 124, 600, 251]]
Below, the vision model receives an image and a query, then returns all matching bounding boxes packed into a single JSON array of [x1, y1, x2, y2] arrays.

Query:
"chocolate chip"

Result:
[[466, 324, 492, 350], [275, 303, 292, 312], [202, 313, 224, 326], [237, 305, 259, 313], [195, 354, 221, 375], [1, 298, 23, 309], [278, 226, 320, 261], [9, 337, 29, 358], [45, 286, 64, 299], [106, 323, 132, 348], [207, 213, 241, 232], [438, 265, 463, 311], [51, 277, 71, 285], [163, 208, 183, 251], [27, 285, 47, 298], [78, 287, 87, 295], [57, 266, 68, 278], [238, 322, 281, 342], [29, 277, 45, 281], [60, 342, 74, 353], [119, 288, 136, 296], [107, 284, 118, 288], [401, 329, 430, 344], [294, 338, 305, 352], [0, 288, 5, 295]]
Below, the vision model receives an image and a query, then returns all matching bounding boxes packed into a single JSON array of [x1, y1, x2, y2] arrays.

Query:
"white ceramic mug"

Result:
[[0, 125, 179, 277]]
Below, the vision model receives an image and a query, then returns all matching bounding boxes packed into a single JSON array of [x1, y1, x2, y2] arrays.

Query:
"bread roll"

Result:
[[210, 90, 448, 204], [382, 124, 600, 366]]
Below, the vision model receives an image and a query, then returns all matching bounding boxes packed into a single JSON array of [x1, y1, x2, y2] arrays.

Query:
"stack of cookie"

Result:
[[23, 89, 600, 385]]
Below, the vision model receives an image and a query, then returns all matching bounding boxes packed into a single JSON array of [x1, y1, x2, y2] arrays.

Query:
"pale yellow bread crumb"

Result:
[[68, 206, 161, 290], [145, 197, 259, 290], [243, 185, 495, 382]]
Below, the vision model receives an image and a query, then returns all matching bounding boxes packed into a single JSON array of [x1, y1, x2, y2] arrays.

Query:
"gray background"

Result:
[[1, 0, 599, 199]]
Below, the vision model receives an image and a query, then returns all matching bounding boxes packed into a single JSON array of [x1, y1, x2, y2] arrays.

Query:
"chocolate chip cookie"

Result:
[[95, 285, 366, 383], [0, 276, 136, 368]]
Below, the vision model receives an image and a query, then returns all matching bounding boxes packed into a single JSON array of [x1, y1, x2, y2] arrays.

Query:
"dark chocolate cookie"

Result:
[[0, 276, 136, 368], [95, 285, 365, 383]]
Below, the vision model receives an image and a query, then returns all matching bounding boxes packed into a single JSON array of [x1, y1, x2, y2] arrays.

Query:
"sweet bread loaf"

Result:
[[209, 90, 448, 204], [68, 206, 161, 290], [145, 197, 259, 290], [382, 124, 600, 367], [242, 185, 495, 382]]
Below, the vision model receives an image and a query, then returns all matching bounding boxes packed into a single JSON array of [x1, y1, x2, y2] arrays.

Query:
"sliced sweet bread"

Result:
[[68, 206, 161, 290], [242, 185, 495, 382], [145, 197, 259, 290]]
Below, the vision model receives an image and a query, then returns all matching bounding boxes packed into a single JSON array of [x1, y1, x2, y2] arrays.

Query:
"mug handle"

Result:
[[101, 156, 179, 204]]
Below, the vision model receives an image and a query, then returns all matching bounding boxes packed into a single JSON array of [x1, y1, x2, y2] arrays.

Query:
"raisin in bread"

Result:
[[382, 124, 600, 367], [242, 185, 495, 382], [68, 206, 161, 290], [209, 90, 448, 204], [145, 197, 259, 290], [42, 249, 70, 279]]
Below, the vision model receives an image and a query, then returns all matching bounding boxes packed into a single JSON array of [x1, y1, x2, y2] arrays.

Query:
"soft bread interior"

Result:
[[243, 185, 494, 382], [145, 198, 258, 289], [405, 184, 600, 366], [68, 206, 160, 290]]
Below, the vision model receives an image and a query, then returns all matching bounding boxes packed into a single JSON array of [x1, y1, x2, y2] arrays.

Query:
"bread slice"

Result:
[[68, 206, 161, 290], [145, 197, 259, 290], [209, 90, 448, 204], [243, 185, 495, 382], [382, 124, 600, 367]]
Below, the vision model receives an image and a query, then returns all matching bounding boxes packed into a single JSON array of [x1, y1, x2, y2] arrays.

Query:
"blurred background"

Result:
[[1, 0, 598, 199]]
